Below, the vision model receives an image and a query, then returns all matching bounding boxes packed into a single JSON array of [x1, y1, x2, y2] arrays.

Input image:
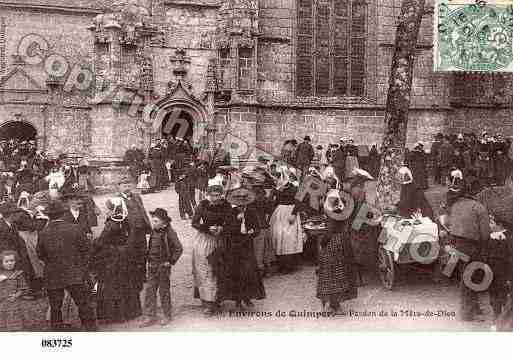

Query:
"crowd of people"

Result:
[[280, 136, 381, 180], [1, 129, 513, 332], [0, 139, 96, 203], [124, 137, 230, 193], [407, 131, 512, 192]]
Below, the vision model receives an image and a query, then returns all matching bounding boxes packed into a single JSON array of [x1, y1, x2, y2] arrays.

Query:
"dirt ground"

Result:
[[89, 183, 495, 332]]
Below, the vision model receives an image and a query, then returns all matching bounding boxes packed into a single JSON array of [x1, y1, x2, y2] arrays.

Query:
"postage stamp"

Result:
[[434, 0, 513, 72]]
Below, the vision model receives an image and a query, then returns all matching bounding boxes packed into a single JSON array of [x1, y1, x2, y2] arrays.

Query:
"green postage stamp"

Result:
[[435, 0, 513, 71]]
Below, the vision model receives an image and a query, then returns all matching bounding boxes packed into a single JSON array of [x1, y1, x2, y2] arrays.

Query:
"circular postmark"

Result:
[[437, 3, 513, 71]]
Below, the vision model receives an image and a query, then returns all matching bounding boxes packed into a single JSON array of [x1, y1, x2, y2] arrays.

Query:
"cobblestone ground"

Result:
[[86, 182, 495, 332]]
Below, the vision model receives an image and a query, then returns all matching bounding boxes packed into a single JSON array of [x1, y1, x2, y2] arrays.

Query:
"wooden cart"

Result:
[[377, 216, 440, 290]]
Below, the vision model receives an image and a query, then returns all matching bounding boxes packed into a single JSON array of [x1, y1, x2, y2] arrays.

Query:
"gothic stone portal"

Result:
[[161, 107, 194, 141], [0, 121, 37, 141]]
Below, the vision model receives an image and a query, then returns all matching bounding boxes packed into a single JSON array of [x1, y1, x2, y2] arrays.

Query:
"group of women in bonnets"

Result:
[[190, 162, 378, 315]]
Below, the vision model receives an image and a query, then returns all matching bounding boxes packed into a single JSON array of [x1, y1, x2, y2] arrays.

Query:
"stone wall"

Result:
[[2, 0, 513, 168], [251, 106, 451, 157], [244, 0, 454, 155], [1, 8, 95, 103], [152, 3, 218, 98], [375, 0, 451, 108], [258, 0, 293, 102], [0, 6, 97, 155]]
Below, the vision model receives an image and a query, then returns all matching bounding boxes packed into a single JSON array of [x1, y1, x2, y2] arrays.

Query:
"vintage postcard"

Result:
[[0, 1, 512, 356]]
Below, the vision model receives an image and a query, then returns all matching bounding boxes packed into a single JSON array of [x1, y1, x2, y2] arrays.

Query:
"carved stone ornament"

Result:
[[170, 48, 191, 80], [214, 0, 260, 49], [205, 58, 219, 94], [88, 0, 157, 45], [139, 54, 154, 92], [167, 79, 192, 95]]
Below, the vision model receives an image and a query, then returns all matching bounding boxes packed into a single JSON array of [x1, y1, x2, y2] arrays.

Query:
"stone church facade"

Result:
[[0, 0, 512, 183]]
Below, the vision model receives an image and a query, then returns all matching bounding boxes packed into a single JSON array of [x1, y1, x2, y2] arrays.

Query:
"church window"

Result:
[[296, 0, 367, 97], [238, 47, 253, 90], [218, 48, 230, 89]]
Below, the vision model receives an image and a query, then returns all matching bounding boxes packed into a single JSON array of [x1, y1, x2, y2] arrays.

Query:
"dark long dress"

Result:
[[368, 146, 380, 178], [317, 213, 357, 307], [408, 150, 428, 189], [348, 198, 380, 274], [91, 219, 142, 323], [397, 183, 434, 220], [216, 206, 266, 303]]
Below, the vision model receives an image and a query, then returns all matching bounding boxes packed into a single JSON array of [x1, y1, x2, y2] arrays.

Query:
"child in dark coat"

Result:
[[140, 209, 183, 327]]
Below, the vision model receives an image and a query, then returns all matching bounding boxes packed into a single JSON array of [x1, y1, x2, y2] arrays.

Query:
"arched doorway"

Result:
[[0, 121, 37, 141], [161, 108, 194, 140], [149, 81, 209, 146]]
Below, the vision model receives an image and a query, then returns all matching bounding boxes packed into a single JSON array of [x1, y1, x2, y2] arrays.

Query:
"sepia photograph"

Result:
[[0, 0, 512, 354]]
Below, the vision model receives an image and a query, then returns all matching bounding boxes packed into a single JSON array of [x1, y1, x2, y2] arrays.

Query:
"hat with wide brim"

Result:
[[324, 189, 354, 221], [225, 187, 256, 206], [62, 191, 88, 201], [43, 200, 67, 217], [0, 202, 24, 216], [241, 166, 267, 185], [218, 165, 238, 172], [257, 156, 270, 164], [149, 208, 172, 223], [346, 168, 374, 187], [246, 166, 276, 189]]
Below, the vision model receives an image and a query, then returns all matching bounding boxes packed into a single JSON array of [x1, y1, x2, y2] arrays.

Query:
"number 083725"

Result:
[[41, 338, 73, 348]]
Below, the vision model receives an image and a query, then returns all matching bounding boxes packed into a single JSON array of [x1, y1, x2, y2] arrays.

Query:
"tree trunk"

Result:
[[376, 0, 426, 210]]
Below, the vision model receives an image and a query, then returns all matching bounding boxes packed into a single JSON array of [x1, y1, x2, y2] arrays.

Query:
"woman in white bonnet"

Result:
[[397, 164, 434, 219], [269, 166, 305, 273], [190, 177, 232, 316], [90, 196, 143, 323]]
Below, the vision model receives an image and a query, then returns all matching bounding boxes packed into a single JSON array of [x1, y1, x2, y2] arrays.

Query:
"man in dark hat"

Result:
[[148, 141, 165, 191], [295, 136, 315, 181], [332, 138, 347, 182], [0, 202, 36, 291], [175, 172, 194, 220], [140, 208, 183, 327], [209, 141, 230, 176], [431, 133, 444, 184], [62, 192, 93, 240], [185, 161, 198, 209], [439, 135, 455, 186], [443, 170, 491, 322], [36, 200, 97, 331]]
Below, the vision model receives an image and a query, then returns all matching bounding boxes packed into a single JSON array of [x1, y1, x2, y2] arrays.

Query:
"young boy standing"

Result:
[[140, 208, 183, 327]]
